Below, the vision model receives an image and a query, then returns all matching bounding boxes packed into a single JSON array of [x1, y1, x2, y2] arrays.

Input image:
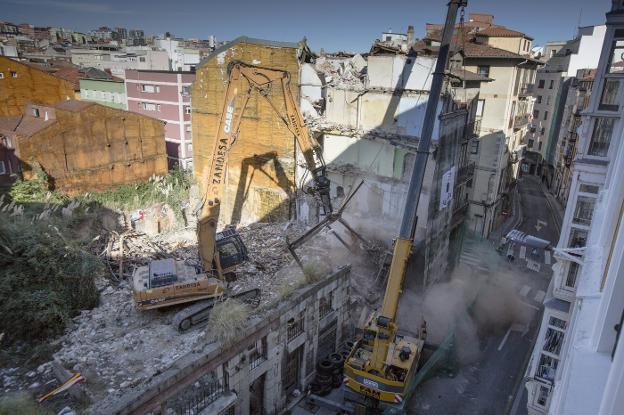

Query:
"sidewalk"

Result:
[[489, 181, 523, 243], [540, 182, 565, 234]]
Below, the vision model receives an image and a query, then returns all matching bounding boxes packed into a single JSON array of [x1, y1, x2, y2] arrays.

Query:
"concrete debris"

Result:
[[314, 54, 367, 91], [2, 220, 363, 406]]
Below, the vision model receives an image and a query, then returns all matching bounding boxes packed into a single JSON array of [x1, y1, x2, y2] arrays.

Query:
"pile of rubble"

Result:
[[315, 54, 367, 91], [1, 220, 359, 408]]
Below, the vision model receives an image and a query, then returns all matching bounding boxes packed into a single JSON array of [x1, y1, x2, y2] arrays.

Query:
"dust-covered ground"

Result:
[[1, 220, 379, 413]]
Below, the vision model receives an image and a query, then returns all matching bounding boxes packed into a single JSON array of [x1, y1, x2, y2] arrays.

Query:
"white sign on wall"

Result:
[[439, 167, 456, 210]]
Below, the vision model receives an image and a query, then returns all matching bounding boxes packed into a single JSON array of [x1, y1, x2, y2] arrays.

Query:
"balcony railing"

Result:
[[287, 318, 304, 342]]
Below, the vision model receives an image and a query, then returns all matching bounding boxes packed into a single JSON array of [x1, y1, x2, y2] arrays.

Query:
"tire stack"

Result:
[[310, 341, 354, 396]]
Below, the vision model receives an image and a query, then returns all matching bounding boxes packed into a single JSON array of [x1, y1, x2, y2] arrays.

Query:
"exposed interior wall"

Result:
[[0, 56, 75, 116], [17, 103, 167, 193], [191, 41, 301, 225]]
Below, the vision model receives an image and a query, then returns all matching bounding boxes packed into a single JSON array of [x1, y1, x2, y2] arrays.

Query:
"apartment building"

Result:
[[71, 46, 169, 78], [422, 13, 540, 237], [524, 3, 624, 413], [154, 37, 201, 71], [523, 25, 606, 181], [125, 69, 195, 169], [551, 69, 595, 204]]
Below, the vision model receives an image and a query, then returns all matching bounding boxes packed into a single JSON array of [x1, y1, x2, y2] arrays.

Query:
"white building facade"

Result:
[[525, 3, 624, 414]]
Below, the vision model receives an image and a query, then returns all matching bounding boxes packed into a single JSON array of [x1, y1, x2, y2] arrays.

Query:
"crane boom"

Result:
[[344, 0, 467, 408]]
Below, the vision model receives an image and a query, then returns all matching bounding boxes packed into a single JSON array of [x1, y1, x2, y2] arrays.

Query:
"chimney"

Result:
[[407, 25, 415, 45]]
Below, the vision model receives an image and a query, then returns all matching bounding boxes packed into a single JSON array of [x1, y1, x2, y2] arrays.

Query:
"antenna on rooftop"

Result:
[[575, 8, 583, 38]]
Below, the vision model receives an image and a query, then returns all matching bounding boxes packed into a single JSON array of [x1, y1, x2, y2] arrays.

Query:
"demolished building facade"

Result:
[[300, 43, 487, 287]]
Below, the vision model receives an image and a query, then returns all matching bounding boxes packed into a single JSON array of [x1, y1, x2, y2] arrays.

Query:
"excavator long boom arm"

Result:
[[198, 61, 332, 272]]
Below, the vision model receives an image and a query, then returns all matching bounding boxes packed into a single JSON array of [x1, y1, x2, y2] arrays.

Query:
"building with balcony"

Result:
[[551, 69, 596, 205], [125, 69, 195, 169], [522, 25, 606, 181], [524, 4, 624, 413]]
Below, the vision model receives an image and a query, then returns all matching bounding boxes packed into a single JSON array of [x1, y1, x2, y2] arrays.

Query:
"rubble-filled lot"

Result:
[[1, 219, 377, 410]]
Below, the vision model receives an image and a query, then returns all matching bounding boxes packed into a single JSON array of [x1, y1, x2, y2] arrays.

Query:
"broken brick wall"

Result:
[[191, 40, 301, 225], [17, 104, 168, 193], [0, 56, 76, 116]]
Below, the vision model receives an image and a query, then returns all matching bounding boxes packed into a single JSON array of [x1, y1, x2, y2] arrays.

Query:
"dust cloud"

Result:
[[398, 238, 534, 365]]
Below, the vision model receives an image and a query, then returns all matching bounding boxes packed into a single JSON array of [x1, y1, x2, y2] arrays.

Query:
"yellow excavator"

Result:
[[343, 0, 466, 410], [132, 61, 334, 331]]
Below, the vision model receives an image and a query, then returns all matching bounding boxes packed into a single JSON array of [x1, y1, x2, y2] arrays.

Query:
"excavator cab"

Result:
[[215, 227, 248, 272]]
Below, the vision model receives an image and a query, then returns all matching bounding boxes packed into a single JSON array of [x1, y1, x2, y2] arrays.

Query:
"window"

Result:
[[476, 99, 485, 117], [608, 39, 624, 73], [572, 195, 595, 226], [579, 184, 599, 194], [470, 140, 479, 154], [549, 317, 567, 330], [0, 161, 6, 175], [385, 36, 391, 41], [588, 117, 615, 157], [182, 85, 191, 96], [538, 79, 545, 88], [142, 102, 158, 111], [599, 79, 620, 111], [139, 57, 146, 62], [536, 385, 550, 407], [549, 79, 554, 89], [538, 141, 543, 151], [546, 96, 551, 105], [565, 262, 580, 288], [541, 127, 546, 135], [0, 72, 4, 79], [544, 111, 548, 121], [533, 110, 540, 119], [32, 107, 40, 117], [10, 71, 17, 78], [569, 228, 588, 248], [537, 95, 542, 104], [184, 106, 191, 114], [537, 353, 558, 382], [477, 65, 490, 77], [528, 139, 534, 148], [543, 328, 564, 356], [141, 84, 159, 93]]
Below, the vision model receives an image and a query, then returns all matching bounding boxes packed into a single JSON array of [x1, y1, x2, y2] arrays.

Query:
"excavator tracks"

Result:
[[173, 288, 261, 332]]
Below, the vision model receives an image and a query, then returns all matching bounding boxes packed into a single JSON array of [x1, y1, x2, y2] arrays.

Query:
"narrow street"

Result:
[[409, 175, 561, 414]]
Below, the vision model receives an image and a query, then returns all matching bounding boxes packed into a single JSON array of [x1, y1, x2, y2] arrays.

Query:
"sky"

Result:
[[0, 0, 612, 52]]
